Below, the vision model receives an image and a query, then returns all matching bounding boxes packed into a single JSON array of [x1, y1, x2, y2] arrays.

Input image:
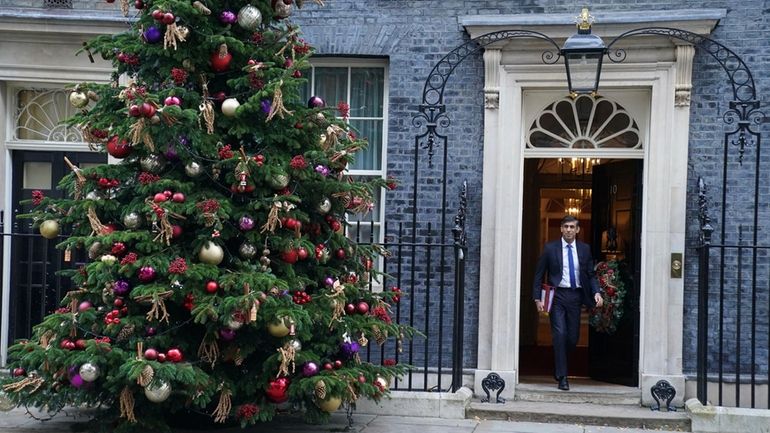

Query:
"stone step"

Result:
[[515, 379, 642, 405], [467, 400, 691, 431]]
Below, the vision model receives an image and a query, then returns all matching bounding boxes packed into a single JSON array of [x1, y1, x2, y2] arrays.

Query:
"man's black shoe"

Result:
[[554, 375, 560, 382], [558, 377, 570, 391]]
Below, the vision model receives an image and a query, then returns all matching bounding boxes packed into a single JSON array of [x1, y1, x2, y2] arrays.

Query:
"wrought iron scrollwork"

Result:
[[607, 27, 764, 165], [480, 372, 506, 404], [414, 30, 562, 165], [650, 380, 677, 411]]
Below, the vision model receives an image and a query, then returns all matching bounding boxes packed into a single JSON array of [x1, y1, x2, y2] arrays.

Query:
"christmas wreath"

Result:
[[590, 261, 627, 334]]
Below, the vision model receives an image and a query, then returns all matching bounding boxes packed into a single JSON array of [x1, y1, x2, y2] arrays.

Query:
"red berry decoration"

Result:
[[111, 242, 127, 256], [205, 280, 219, 294], [166, 348, 183, 363], [390, 286, 402, 303]]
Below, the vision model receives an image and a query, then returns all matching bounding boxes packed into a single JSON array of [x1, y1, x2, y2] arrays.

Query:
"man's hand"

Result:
[[535, 300, 544, 312], [594, 292, 604, 308]]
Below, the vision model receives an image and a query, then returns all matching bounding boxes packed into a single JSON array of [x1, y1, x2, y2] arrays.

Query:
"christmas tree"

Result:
[[1, 0, 411, 431]]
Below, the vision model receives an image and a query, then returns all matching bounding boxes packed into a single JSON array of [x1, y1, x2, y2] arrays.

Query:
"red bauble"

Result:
[[140, 102, 156, 118], [75, 339, 87, 350], [157, 353, 167, 363], [333, 360, 343, 369], [12, 367, 26, 377], [171, 192, 185, 203], [335, 248, 346, 259], [284, 218, 297, 230], [330, 220, 342, 232], [281, 249, 298, 264], [153, 192, 168, 202], [205, 280, 219, 294], [297, 247, 308, 260], [323, 362, 333, 371], [151, 9, 164, 20], [143, 348, 158, 360], [101, 223, 118, 235], [356, 301, 370, 315], [161, 12, 175, 25], [166, 348, 183, 363], [128, 104, 141, 117], [358, 375, 366, 383], [171, 225, 183, 238], [210, 48, 233, 72], [163, 190, 173, 198], [344, 303, 356, 315], [164, 96, 181, 106], [134, 0, 144, 9], [265, 377, 290, 403], [113, 298, 124, 308], [106, 136, 132, 159]]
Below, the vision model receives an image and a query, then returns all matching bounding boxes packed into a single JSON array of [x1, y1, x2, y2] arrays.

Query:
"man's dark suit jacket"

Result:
[[532, 239, 601, 308]]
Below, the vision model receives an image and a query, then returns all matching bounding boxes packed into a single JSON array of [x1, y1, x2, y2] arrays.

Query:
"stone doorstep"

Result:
[[467, 401, 692, 431], [514, 382, 642, 406]]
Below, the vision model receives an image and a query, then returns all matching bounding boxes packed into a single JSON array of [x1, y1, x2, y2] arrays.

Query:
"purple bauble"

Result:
[[70, 373, 84, 388], [238, 215, 255, 231], [219, 10, 237, 24], [260, 99, 271, 114], [137, 266, 157, 282], [323, 276, 335, 287], [302, 361, 319, 377], [219, 327, 236, 341], [145, 326, 157, 336], [307, 96, 325, 108], [340, 341, 360, 358], [178, 135, 190, 146], [143, 26, 162, 44], [113, 279, 131, 296], [164, 142, 179, 161]]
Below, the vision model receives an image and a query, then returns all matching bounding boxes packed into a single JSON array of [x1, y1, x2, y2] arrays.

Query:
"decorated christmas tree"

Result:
[[1, 0, 410, 431]]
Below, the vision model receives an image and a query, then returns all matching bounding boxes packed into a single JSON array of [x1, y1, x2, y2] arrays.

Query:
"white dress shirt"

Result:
[[560, 238, 581, 288]]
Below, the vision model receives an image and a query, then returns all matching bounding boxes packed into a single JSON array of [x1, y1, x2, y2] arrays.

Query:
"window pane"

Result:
[[23, 162, 52, 189], [314, 67, 347, 108], [349, 119, 382, 171], [298, 79, 310, 105], [350, 68, 384, 117], [347, 223, 381, 244]]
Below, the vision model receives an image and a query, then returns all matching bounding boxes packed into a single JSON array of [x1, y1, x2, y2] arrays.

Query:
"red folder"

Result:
[[541, 284, 555, 313]]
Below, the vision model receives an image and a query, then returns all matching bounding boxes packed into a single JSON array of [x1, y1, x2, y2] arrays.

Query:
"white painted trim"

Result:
[[1, 147, 11, 367]]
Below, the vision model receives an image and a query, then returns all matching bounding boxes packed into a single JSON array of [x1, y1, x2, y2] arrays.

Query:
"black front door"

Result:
[[588, 160, 642, 386], [8, 150, 106, 341]]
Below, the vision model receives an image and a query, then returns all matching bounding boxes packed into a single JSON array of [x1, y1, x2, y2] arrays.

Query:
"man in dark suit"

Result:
[[533, 215, 603, 391]]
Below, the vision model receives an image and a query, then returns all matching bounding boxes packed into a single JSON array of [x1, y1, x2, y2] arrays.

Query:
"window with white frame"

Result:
[[13, 88, 84, 144], [300, 59, 388, 245]]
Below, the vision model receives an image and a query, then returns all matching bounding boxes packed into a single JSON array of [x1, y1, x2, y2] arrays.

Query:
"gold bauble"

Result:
[[268, 173, 290, 189], [69, 91, 89, 108], [198, 241, 224, 265], [316, 396, 342, 412], [266, 317, 290, 337], [39, 220, 60, 239]]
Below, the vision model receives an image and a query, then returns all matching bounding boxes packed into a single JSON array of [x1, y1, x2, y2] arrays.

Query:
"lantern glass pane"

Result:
[[567, 53, 601, 93]]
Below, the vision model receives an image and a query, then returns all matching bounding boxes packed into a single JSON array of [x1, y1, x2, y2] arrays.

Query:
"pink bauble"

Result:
[[137, 266, 156, 282]]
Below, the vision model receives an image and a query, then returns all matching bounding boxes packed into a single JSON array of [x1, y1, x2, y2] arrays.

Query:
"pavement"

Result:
[[0, 406, 688, 433]]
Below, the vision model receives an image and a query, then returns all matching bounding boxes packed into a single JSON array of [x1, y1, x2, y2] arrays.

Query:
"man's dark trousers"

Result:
[[551, 287, 582, 379]]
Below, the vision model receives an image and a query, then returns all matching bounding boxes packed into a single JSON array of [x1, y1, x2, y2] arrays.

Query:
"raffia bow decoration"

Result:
[[129, 118, 156, 152], [164, 22, 187, 50], [212, 388, 232, 424], [145, 198, 186, 245], [276, 341, 296, 377], [79, 124, 106, 151], [133, 290, 173, 324], [86, 207, 109, 236], [192, 1, 211, 14], [119, 386, 137, 423], [266, 80, 294, 122], [198, 333, 220, 368], [199, 79, 215, 134], [119, 0, 129, 16], [322, 124, 345, 149], [260, 197, 295, 233], [2, 373, 44, 394], [63, 156, 87, 199], [325, 279, 346, 328]]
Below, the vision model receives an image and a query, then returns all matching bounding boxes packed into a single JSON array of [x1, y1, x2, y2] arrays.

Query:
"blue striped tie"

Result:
[[567, 244, 577, 288]]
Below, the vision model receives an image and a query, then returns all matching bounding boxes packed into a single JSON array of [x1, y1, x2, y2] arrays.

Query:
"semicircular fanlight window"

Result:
[[14, 89, 83, 142], [527, 95, 642, 150]]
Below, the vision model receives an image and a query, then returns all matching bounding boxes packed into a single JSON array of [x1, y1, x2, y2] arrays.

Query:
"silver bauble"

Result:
[[85, 190, 101, 200], [198, 241, 225, 265], [88, 242, 103, 259], [239, 242, 258, 259], [317, 197, 332, 214], [184, 161, 203, 177], [288, 339, 302, 351], [79, 363, 100, 382], [237, 5, 263, 30], [268, 173, 290, 189], [140, 154, 166, 173], [123, 212, 142, 229], [144, 380, 172, 403]]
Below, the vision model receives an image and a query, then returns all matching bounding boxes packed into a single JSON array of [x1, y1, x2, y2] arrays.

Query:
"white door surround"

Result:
[[461, 9, 725, 406]]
